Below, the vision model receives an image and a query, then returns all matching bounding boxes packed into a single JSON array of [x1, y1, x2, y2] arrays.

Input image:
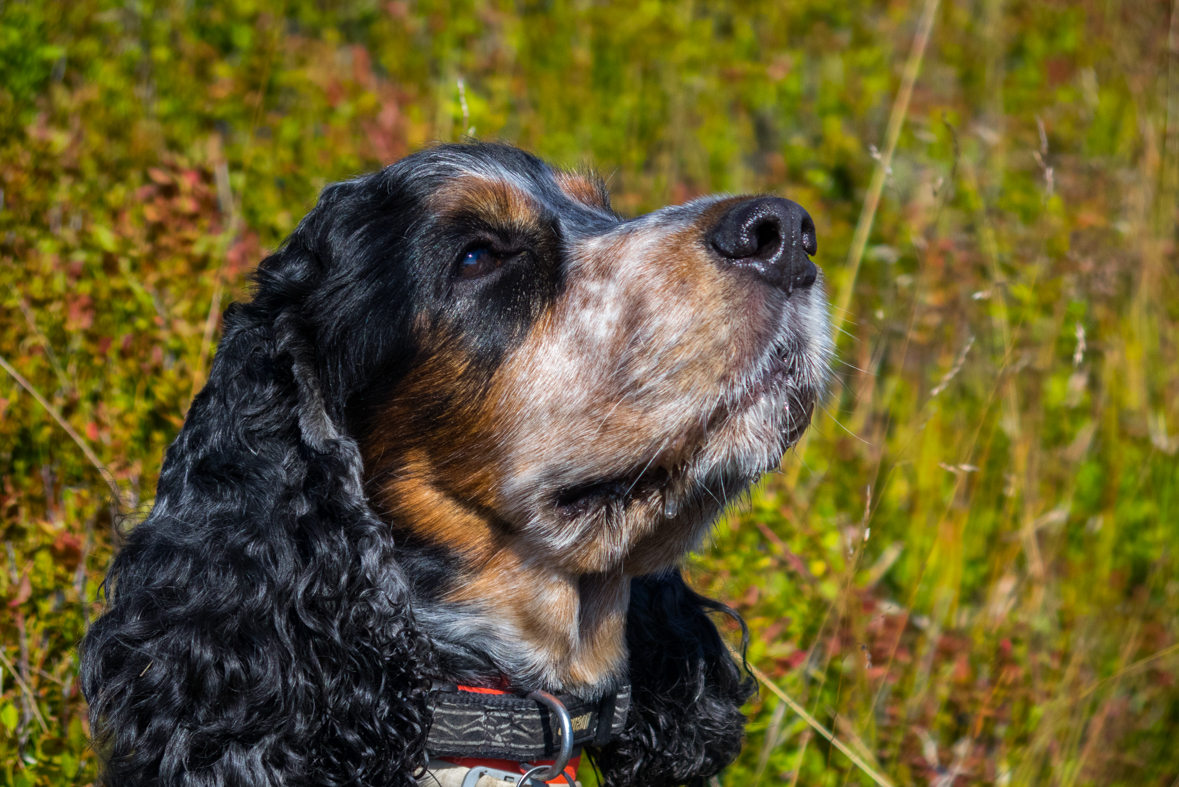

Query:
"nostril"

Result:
[[753, 220, 782, 260], [800, 214, 817, 257], [708, 204, 785, 263]]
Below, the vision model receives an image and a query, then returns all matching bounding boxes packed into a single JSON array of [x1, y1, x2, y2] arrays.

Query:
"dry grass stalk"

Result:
[[730, 643, 897, 787], [835, 0, 942, 332], [0, 353, 122, 508]]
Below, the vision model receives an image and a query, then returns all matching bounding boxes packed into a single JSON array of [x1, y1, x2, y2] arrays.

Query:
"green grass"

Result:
[[2, 1, 1178, 785]]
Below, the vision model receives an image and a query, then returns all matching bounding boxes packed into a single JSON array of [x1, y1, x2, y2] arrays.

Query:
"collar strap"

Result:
[[428, 756, 581, 786], [426, 683, 630, 762]]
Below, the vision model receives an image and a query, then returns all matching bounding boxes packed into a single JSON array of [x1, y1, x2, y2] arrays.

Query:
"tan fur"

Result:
[[555, 172, 611, 210], [430, 177, 545, 233], [446, 556, 630, 688]]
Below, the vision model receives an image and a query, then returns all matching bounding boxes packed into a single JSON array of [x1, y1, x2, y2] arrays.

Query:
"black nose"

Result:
[[707, 197, 818, 292]]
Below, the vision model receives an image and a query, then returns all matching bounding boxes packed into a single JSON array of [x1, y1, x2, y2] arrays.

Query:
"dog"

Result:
[[80, 142, 831, 787]]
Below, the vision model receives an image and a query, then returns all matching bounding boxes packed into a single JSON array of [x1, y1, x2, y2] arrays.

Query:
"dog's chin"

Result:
[[543, 353, 819, 575]]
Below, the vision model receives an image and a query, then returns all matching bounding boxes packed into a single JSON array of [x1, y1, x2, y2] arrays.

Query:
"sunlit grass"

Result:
[[2, 2, 1177, 785]]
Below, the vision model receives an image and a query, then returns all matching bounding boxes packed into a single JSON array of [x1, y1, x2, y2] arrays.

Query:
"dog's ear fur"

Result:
[[592, 572, 755, 787], [80, 197, 433, 787]]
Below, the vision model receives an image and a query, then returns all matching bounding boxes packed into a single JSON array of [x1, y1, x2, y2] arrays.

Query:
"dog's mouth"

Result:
[[553, 344, 816, 521], [748, 344, 817, 447], [555, 467, 672, 519]]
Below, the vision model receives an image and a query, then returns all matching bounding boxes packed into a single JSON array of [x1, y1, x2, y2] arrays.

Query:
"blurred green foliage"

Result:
[[2, 1, 1178, 785]]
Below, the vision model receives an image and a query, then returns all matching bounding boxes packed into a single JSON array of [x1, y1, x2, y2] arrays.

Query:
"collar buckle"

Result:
[[518, 691, 573, 782], [456, 763, 528, 787]]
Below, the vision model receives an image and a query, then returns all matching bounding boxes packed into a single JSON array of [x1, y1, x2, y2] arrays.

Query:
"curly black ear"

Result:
[[80, 225, 432, 787], [592, 572, 755, 787]]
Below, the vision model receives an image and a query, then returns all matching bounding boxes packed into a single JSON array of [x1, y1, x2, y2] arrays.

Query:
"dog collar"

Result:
[[423, 756, 581, 786], [425, 683, 630, 785]]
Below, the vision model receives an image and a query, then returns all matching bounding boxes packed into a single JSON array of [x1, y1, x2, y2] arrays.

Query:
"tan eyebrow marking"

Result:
[[430, 176, 544, 234]]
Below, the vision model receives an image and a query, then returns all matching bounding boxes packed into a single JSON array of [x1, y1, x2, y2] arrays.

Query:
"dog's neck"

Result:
[[394, 538, 631, 695]]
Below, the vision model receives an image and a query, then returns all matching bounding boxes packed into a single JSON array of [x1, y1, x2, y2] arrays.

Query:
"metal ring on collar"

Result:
[[518, 690, 574, 783]]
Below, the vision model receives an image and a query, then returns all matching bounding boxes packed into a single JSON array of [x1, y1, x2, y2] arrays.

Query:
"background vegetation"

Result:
[[2, 0, 1177, 784]]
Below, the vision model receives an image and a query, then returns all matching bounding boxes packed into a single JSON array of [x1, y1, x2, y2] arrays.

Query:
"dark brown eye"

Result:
[[458, 247, 503, 279]]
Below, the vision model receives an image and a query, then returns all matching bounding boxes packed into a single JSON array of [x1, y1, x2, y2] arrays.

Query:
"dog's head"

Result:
[[288, 143, 831, 579]]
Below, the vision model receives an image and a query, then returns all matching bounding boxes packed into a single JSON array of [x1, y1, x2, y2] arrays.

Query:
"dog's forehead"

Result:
[[395, 144, 614, 226]]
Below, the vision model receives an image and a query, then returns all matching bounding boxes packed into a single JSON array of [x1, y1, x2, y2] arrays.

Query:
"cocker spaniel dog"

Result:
[[81, 143, 831, 787]]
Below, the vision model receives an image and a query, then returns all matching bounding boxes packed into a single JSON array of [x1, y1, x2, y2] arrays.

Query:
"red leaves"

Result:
[[51, 532, 83, 569], [146, 167, 172, 185], [65, 294, 93, 330], [781, 649, 808, 672], [226, 232, 261, 278], [6, 572, 32, 609], [362, 95, 408, 164]]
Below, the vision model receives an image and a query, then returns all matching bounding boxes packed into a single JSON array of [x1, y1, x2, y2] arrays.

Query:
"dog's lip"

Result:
[[782, 396, 816, 446], [745, 349, 795, 401], [553, 466, 672, 518], [741, 345, 816, 440]]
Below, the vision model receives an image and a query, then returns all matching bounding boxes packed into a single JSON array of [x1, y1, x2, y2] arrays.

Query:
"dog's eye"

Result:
[[458, 247, 504, 280]]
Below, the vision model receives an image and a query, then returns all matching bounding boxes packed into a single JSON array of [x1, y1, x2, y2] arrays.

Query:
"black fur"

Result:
[[81, 143, 752, 787], [593, 574, 755, 787]]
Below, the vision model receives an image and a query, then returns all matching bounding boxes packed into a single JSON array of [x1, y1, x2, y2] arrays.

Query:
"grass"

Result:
[[2, 1, 1178, 785]]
